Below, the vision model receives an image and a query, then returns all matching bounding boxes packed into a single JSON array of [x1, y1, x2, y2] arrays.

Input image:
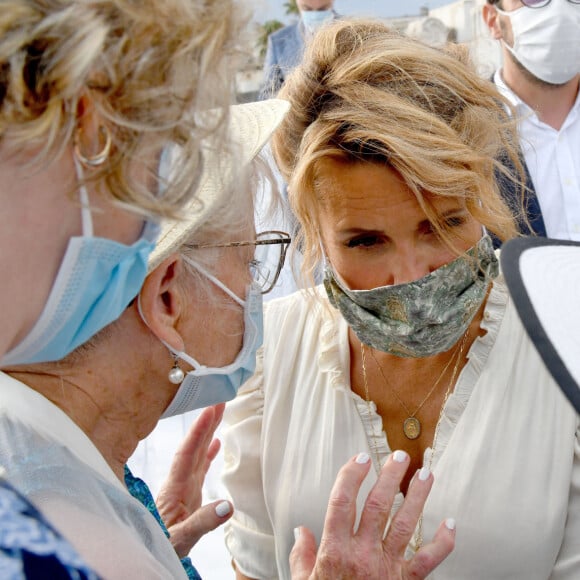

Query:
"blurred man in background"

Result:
[[260, 0, 337, 98], [483, 0, 580, 239]]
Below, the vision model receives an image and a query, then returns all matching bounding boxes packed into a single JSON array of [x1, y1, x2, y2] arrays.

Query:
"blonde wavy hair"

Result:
[[0, 0, 249, 217], [272, 19, 523, 283]]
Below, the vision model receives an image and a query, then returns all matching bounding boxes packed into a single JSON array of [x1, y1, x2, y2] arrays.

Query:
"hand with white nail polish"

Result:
[[156, 403, 233, 558], [289, 450, 455, 580]]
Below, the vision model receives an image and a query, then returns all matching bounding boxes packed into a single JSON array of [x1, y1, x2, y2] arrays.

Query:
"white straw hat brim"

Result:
[[501, 237, 580, 412], [148, 98, 290, 271]]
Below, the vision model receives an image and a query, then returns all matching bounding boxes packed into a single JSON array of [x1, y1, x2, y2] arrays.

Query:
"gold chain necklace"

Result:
[[363, 339, 463, 440], [414, 331, 469, 548], [359, 331, 470, 549], [360, 346, 385, 476]]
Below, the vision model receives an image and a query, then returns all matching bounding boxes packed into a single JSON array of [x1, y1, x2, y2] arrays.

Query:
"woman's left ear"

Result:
[[138, 254, 186, 352]]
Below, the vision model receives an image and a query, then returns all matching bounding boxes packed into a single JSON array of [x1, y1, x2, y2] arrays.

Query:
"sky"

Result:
[[251, 0, 456, 23]]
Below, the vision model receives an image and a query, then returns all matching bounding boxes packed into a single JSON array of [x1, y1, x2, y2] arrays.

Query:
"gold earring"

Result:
[[74, 125, 112, 168]]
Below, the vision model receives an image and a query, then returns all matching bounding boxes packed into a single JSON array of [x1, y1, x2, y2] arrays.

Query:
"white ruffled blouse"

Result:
[[222, 272, 580, 580]]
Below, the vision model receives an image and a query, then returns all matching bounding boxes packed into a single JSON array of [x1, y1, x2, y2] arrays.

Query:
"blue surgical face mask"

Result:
[[301, 9, 333, 34], [156, 256, 263, 418], [0, 159, 159, 367]]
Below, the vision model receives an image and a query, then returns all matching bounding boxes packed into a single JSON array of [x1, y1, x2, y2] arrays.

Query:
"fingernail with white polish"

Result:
[[445, 518, 456, 531], [293, 527, 301, 541], [418, 467, 430, 481], [356, 452, 370, 464], [393, 450, 408, 463], [215, 501, 231, 517]]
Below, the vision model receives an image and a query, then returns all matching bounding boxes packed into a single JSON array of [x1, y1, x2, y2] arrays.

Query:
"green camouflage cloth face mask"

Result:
[[324, 235, 499, 358]]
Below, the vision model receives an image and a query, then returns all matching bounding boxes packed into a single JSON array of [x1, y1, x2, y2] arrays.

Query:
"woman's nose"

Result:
[[391, 263, 429, 286], [389, 246, 434, 286]]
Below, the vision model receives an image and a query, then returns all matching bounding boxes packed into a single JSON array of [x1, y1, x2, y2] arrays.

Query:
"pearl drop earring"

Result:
[[168, 355, 185, 384]]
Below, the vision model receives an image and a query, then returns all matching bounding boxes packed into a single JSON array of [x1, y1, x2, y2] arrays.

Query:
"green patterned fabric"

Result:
[[324, 235, 499, 357]]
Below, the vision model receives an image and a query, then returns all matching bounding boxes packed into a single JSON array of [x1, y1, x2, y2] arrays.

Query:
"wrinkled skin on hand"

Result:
[[156, 403, 232, 558], [290, 452, 455, 579]]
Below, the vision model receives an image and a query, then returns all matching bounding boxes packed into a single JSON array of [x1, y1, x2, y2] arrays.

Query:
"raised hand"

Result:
[[156, 403, 233, 558], [290, 450, 455, 579]]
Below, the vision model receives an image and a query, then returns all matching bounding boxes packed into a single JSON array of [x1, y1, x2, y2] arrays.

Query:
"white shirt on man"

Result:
[[494, 70, 580, 240]]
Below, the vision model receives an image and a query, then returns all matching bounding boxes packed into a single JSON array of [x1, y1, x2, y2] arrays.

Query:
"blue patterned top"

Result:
[[0, 477, 100, 579], [124, 466, 201, 580]]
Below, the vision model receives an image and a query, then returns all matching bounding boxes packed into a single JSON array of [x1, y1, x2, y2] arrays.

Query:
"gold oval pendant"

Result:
[[403, 417, 421, 440]]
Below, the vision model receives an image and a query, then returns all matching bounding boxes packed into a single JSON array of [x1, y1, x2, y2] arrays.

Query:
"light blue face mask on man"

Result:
[[0, 158, 159, 367], [151, 256, 263, 418], [301, 9, 333, 34]]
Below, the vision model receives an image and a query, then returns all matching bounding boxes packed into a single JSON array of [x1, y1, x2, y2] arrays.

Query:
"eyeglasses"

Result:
[[190, 230, 291, 294], [517, 0, 580, 8]]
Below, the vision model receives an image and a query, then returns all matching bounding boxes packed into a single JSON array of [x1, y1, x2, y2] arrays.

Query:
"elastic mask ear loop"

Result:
[[493, 6, 524, 56], [181, 254, 246, 307], [136, 293, 206, 372], [494, 5, 521, 18], [73, 156, 95, 238], [319, 237, 330, 270], [178, 255, 256, 374]]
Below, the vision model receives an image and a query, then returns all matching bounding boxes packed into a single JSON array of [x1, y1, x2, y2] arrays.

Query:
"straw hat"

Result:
[[501, 237, 580, 413], [148, 98, 290, 271]]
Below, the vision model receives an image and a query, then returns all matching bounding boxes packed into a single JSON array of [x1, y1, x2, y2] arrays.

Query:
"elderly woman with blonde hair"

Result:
[[222, 19, 580, 580], [0, 0, 245, 365], [0, 98, 293, 578], [0, 0, 246, 575]]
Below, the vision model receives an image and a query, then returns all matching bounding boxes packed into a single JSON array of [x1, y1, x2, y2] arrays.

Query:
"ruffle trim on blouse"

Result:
[[318, 300, 392, 468], [429, 276, 509, 466], [354, 395, 392, 467], [351, 388, 404, 513]]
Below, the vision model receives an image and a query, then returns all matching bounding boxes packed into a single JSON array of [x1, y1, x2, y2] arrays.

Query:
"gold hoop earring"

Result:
[[74, 125, 112, 168]]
